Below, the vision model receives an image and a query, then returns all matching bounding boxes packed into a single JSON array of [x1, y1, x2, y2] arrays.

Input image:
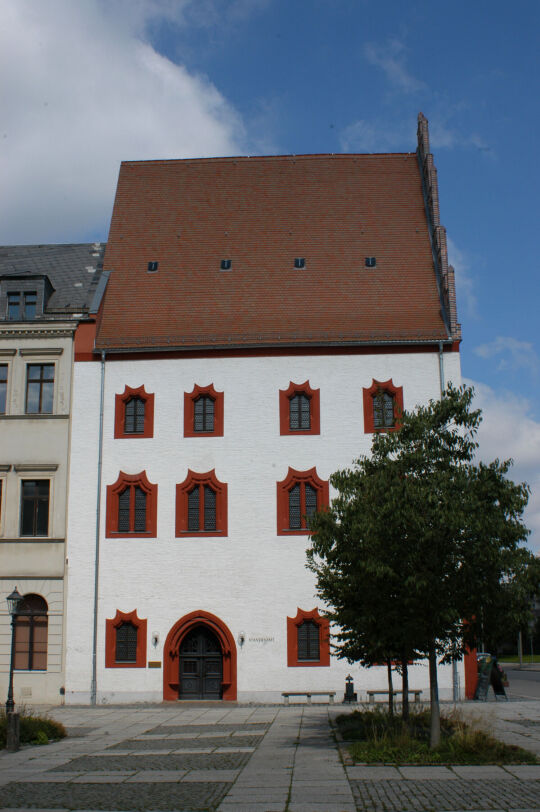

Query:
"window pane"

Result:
[[305, 484, 317, 521], [204, 397, 214, 431], [118, 488, 130, 532], [194, 398, 204, 432], [7, 293, 20, 320], [24, 292, 37, 320], [204, 485, 216, 531], [125, 397, 145, 433], [194, 396, 214, 432], [27, 364, 42, 381], [116, 622, 137, 662], [0, 364, 7, 413], [373, 391, 395, 428], [134, 486, 146, 532], [300, 395, 310, 429], [188, 487, 200, 531], [289, 484, 301, 529], [289, 396, 300, 430], [297, 620, 320, 661], [21, 480, 49, 536], [26, 381, 41, 414]]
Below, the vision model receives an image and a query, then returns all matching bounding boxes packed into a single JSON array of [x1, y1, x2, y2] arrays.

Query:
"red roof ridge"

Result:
[[120, 152, 417, 167]]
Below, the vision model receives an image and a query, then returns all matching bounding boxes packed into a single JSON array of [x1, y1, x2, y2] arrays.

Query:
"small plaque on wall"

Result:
[[148, 661, 162, 668]]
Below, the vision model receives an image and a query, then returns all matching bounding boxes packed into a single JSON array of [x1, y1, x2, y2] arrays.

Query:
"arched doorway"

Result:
[[179, 626, 223, 700], [163, 610, 237, 701]]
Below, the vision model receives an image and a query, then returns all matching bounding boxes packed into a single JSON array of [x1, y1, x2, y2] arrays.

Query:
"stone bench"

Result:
[[367, 689, 423, 704], [282, 691, 336, 705]]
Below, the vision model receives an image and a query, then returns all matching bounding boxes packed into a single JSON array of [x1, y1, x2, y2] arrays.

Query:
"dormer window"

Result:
[[1, 276, 50, 319], [7, 292, 36, 320]]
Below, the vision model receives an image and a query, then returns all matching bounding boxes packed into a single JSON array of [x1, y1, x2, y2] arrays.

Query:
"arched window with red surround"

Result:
[[287, 608, 330, 667], [176, 469, 227, 537], [106, 471, 158, 538], [279, 381, 320, 435], [276, 467, 329, 535], [184, 384, 224, 437], [114, 385, 154, 439], [105, 609, 147, 668], [362, 378, 403, 433]]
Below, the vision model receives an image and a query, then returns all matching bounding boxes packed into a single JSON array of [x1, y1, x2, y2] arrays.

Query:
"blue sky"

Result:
[[1, 0, 539, 550]]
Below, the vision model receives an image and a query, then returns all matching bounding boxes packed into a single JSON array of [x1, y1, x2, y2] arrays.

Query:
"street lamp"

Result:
[[6, 587, 23, 714]]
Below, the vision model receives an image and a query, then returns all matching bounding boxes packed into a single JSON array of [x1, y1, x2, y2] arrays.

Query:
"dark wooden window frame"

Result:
[[105, 609, 147, 668], [114, 385, 154, 439], [25, 363, 55, 414], [176, 469, 227, 538], [184, 384, 224, 437], [279, 381, 320, 435], [362, 378, 403, 433], [276, 467, 328, 536], [287, 607, 330, 667], [14, 595, 48, 671], [20, 479, 50, 537], [106, 471, 157, 538]]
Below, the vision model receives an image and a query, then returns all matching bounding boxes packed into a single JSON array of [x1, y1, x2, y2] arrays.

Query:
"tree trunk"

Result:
[[428, 640, 440, 748], [401, 651, 409, 721], [386, 658, 394, 717]]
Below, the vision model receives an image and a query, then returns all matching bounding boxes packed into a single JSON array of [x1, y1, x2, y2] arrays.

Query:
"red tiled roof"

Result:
[[96, 153, 451, 350]]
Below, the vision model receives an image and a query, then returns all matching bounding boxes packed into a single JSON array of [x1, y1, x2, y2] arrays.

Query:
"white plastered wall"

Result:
[[65, 349, 463, 704]]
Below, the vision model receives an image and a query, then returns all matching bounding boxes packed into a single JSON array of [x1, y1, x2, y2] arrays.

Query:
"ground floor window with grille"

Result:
[[14, 594, 48, 671], [287, 607, 330, 667], [115, 621, 138, 663]]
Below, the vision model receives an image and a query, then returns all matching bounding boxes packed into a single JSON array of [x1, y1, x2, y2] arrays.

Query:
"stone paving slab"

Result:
[[124, 769, 188, 782], [350, 778, 540, 811], [398, 765, 460, 779], [0, 780, 231, 810], [49, 751, 250, 772], [346, 765, 402, 779], [504, 765, 540, 778], [289, 805, 356, 812], [451, 765, 518, 778], [182, 769, 240, 782]]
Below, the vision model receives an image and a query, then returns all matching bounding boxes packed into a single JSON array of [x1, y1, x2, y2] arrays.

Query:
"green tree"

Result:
[[307, 385, 533, 747]]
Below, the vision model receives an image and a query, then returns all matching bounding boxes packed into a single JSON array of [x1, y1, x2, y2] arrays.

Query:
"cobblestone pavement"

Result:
[[0, 701, 539, 811]]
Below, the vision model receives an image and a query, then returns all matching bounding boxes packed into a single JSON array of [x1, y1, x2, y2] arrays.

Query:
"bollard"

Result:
[[343, 674, 357, 704], [6, 712, 20, 752]]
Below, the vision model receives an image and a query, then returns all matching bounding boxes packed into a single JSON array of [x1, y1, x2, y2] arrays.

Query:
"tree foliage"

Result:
[[307, 385, 535, 745]]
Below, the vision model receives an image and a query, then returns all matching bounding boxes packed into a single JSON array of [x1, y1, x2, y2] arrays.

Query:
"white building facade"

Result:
[[64, 114, 469, 704]]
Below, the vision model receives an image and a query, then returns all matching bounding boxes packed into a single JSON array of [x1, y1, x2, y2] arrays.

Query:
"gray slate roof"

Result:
[[0, 243, 105, 314]]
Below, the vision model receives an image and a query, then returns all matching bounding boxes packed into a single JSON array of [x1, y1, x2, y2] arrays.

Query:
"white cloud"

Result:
[[363, 39, 425, 94], [474, 337, 539, 376], [467, 379, 540, 555], [0, 0, 246, 244], [447, 236, 477, 319], [339, 116, 417, 153]]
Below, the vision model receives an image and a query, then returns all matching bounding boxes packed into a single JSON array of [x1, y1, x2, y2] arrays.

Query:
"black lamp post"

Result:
[[6, 587, 23, 714]]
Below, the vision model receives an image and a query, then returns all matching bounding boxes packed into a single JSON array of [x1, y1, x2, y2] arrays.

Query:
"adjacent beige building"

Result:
[[0, 244, 105, 704]]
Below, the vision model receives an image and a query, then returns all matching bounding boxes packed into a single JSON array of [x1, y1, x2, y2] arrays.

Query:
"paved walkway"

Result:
[[0, 700, 539, 811]]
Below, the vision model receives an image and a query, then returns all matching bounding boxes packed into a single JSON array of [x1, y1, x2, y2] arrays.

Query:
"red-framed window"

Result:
[[287, 608, 330, 667], [106, 471, 158, 538], [184, 384, 224, 437], [279, 380, 320, 435], [105, 609, 147, 668], [114, 385, 154, 439], [363, 378, 403, 433], [276, 467, 329, 536], [176, 469, 227, 537]]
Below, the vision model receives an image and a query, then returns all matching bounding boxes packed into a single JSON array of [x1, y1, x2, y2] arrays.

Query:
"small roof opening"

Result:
[[294, 257, 305, 269], [365, 257, 376, 268], [220, 259, 232, 270], [147, 261, 159, 272]]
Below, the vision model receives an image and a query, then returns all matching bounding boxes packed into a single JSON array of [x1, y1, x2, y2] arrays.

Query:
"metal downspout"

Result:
[[440, 340, 460, 701], [91, 350, 106, 705]]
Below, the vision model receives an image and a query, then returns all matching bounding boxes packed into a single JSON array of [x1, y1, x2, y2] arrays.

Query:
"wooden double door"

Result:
[[179, 626, 223, 700]]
